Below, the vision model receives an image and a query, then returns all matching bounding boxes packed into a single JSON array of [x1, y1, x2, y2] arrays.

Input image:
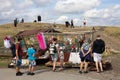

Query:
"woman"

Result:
[[79, 39, 92, 73]]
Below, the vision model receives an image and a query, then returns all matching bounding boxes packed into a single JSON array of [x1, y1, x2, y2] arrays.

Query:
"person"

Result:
[[14, 18, 18, 27], [92, 35, 105, 73], [10, 38, 16, 58], [58, 42, 65, 71], [27, 45, 36, 75], [83, 18, 86, 27], [15, 37, 23, 76], [71, 19, 74, 28], [79, 39, 84, 49], [49, 38, 59, 71], [79, 39, 92, 73], [21, 18, 24, 23]]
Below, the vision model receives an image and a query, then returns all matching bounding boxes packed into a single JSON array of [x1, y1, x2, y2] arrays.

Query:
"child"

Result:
[[49, 38, 59, 71], [27, 45, 36, 75], [59, 42, 65, 71]]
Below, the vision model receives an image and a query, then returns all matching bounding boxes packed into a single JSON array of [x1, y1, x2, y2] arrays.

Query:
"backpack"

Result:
[[49, 43, 57, 54]]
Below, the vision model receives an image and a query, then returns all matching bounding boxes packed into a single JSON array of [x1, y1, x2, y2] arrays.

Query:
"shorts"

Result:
[[59, 51, 64, 61], [29, 60, 36, 66], [93, 53, 102, 62], [50, 53, 58, 61], [79, 50, 91, 62], [80, 57, 90, 62], [16, 57, 22, 67]]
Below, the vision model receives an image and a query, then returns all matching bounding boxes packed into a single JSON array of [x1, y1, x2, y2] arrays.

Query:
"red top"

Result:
[[16, 43, 23, 57]]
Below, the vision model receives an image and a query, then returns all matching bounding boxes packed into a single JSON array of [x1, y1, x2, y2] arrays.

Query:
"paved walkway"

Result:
[[0, 68, 98, 80]]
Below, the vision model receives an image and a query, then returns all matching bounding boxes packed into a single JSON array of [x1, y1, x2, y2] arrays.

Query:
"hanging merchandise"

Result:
[[37, 32, 47, 50], [57, 35, 60, 41], [4, 36, 11, 48]]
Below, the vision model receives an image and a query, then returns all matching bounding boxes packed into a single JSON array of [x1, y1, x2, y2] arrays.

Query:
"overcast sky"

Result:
[[0, 0, 120, 26]]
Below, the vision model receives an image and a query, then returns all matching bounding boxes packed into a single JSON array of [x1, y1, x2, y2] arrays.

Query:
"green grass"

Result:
[[104, 27, 120, 38], [0, 23, 120, 48], [103, 51, 120, 58], [0, 57, 11, 68]]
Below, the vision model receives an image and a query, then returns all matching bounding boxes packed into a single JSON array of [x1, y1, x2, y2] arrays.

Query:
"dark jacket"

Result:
[[92, 39, 105, 54]]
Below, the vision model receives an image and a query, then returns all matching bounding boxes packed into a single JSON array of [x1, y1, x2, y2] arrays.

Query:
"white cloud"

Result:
[[0, 0, 12, 11], [83, 9, 111, 18], [84, 4, 120, 18], [17, 0, 33, 9], [32, 0, 52, 6], [0, 0, 120, 26], [83, 4, 120, 26], [113, 4, 120, 10], [1, 9, 15, 18], [56, 15, 69, 23], [54, 0, 100, 13]]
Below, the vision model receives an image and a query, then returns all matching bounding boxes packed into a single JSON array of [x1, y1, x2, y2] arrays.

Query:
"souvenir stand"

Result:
[[8, 28, 61, 67], [44, 31, 93, 67], [44, 31, 112, 70]]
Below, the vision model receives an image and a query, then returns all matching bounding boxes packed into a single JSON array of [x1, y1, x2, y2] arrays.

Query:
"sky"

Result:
[[0, 0, 120, 26]]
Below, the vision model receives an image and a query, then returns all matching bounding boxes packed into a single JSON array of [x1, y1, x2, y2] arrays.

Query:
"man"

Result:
[[14, 18, 18, 27], [92, 35, 105, 73], [15, 37, 23, 76]]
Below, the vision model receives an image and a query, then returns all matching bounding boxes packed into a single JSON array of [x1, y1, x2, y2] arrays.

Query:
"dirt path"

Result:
[[0, 54, 120, 80], [94, 30, 120, 51], [0, 68, 98, 80], [62, 54, 120, 80]]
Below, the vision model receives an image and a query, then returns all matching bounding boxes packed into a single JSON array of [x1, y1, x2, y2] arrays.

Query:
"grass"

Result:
[[0, 57, 11, 68], [0, 22, 65, 47], [103, 50, 120, 58], [0, 23, 119, 68], [104, 27, 120, 39]]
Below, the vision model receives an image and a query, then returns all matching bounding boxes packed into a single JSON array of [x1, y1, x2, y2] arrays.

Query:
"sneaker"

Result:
[[16, 72, 23, 76], [30, 73, 35, 75], [97, 71, 100, 73], [52, 69, 56, 72], [27, 72, 31, 75], [18, 71, 24, 74], [59, 68, 63, 71], [84, 71, 88, 73], [79, 71, 82, 74], [101, 70, 104, 72]]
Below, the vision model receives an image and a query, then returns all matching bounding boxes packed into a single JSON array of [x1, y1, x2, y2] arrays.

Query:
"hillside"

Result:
[[94, 27, 120, 51], [0, 22, 120, 51]]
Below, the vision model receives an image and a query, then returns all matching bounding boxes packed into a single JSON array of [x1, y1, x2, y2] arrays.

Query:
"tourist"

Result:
[[79, 39, 92, 73], [58, 42, 65, 71], [92, 35, 105, 73], [15, 37, 23, 76], [10, 38, 16, 58], [27, 45, 36, 75], [49, 38, 59, 71]]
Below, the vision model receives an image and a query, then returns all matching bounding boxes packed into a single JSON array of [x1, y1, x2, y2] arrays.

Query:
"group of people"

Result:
[[8, 34, 105, 76], [9, 37, 36, 76], [47, 34, 105, 74], [79, 35, 105, 73], [9, 36, 65, 76], [49, 38, 65, 71]]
